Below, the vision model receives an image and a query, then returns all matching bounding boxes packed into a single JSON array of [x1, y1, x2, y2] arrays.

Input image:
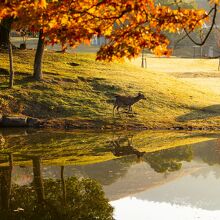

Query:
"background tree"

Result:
[[0, 18, 12, 48]]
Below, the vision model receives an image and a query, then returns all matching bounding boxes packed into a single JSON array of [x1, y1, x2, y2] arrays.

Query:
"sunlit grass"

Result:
[[1, 50, 220, 128]]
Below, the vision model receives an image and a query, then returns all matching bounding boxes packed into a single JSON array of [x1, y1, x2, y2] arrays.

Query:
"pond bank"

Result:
[[1, 115, 220, 131]]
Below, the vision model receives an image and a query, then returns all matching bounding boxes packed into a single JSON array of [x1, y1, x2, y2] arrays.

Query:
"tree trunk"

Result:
[[0, 154, 13, 214], [61, 166, 66, 205], [0, 19, 11, 48], [8, 38, 14, 88], [33, 29, 45, 81], [0, 18, 14, 87], [32, 156, 45, 202]]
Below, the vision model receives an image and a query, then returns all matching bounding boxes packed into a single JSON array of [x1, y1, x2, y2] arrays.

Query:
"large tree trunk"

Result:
[[0, 18, 14, 88], [0, 18, 12, 48], [33, 29, 45, 81]]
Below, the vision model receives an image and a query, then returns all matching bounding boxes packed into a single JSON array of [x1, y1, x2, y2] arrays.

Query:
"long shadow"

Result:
[[177, 105, 220, 122], [89, 77, 122, 101]]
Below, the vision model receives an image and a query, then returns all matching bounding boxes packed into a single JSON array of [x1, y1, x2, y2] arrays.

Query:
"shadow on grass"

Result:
[[0, 67, 9, 75], [69, 62, 80, 67], [0, 67, 34, 86], [14, 75, 35, 85], [89, 78, 122, 101], [177, 105, 220, 122]]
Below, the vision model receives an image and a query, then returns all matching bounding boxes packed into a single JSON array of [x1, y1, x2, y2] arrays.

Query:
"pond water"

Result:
[[1, 129, 220, 219]]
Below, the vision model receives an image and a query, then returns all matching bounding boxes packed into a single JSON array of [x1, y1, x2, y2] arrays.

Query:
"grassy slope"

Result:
[[1, 50, 220, 128]]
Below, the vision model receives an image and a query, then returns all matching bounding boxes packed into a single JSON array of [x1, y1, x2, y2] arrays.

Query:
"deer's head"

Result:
[[138, 92, 146, 100]]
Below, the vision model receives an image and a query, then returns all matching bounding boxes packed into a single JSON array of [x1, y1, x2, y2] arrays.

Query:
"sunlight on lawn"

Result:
[[129, 56, 219, 73]]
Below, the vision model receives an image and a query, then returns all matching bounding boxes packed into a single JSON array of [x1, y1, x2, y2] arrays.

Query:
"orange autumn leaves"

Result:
[[0, 0, 209, 60], [97, 2, 207, 60]]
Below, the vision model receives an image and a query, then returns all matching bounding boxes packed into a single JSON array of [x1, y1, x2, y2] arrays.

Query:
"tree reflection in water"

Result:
[[109, 134, 193, 174], [145, 146, 193, 173], [0, 155, 114, 220]]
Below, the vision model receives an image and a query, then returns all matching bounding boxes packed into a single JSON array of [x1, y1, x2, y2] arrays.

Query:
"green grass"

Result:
[[1, 50, 220, 128]]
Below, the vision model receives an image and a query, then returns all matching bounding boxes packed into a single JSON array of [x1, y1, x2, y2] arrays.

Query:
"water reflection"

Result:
[[109, 134, 193, 174], [0, 128, 215, 165], [0, 154, 113, 220], [109, 135, 145, 159], [1, 129, 220, 219], [111, 197, 220, 220], [144, 146, 192, 173]]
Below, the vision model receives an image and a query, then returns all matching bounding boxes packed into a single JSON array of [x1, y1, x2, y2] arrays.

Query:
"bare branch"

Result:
[[174, 5, 216, 48]]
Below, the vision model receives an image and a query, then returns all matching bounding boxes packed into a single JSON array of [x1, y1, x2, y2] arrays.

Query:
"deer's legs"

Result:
[[113, 105, 117, 116], [116, 106, 121, 117], [128, 106, 135, 116], [113, 105, 121, 117]]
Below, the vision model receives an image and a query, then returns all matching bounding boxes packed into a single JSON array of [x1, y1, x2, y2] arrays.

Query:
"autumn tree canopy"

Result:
[[0, 0, 213, 78]]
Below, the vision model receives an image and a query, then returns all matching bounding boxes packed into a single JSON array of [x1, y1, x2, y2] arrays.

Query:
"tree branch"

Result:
[[175, 4, 217, 47]]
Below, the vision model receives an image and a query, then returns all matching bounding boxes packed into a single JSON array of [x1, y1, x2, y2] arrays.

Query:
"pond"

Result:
[[0, 129, 220, 219]]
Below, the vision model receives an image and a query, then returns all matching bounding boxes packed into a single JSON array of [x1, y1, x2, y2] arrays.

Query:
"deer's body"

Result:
[[110, 136, 145, 159], [113, 93, 146, 115]]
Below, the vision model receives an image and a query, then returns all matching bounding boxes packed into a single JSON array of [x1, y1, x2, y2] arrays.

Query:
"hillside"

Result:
[[1, 50, 220, 129]]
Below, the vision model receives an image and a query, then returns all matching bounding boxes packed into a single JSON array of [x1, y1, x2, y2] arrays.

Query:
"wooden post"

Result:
[[218, 57, 220, 71], [144, 57, 147, 68], [200, 46, 203, 58], [141, 50, 147, 68], [141, 50, 144, 68]]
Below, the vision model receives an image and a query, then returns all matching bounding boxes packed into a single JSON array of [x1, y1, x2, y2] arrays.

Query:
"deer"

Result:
[[109, 135, 145, 160], [113, 92, 146, 116]]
